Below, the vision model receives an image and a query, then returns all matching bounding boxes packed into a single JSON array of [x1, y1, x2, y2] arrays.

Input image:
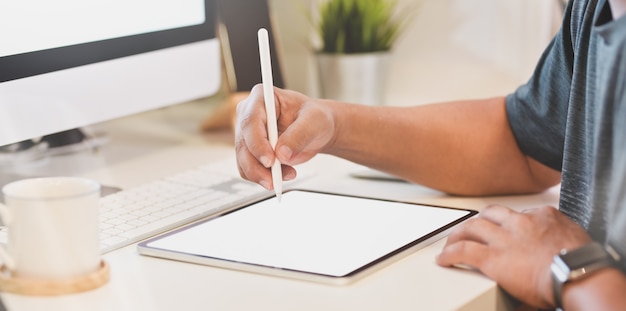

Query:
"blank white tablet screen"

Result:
[[145, 190, 472, 277]]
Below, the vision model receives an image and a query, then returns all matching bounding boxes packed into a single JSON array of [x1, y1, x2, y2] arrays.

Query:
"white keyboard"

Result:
[[98, 164, 268, 253]]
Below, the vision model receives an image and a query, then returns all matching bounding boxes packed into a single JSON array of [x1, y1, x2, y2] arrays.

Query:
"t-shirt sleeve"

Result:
[[607, 44, 626, 272], [505, 9, 577, 172]]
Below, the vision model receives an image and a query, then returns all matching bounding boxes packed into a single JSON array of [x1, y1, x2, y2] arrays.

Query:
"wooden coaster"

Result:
[[0, 260, 110, 296]]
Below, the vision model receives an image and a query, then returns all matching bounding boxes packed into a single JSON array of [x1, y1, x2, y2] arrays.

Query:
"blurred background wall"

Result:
[[268, 0, 563, 105]]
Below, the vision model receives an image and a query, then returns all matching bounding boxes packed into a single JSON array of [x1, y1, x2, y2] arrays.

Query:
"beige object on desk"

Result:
[[200, 92, 249, 132]]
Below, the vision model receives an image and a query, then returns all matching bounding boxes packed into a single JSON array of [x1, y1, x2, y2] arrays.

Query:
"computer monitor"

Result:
[[0, 0, 221, 148]]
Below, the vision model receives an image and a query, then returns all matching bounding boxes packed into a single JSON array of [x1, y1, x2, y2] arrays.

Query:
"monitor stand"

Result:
[[40, 128, 109, 157], [0, 128, 103, 164], [41, 128, 88, 149], [0, 128, 121, 200]]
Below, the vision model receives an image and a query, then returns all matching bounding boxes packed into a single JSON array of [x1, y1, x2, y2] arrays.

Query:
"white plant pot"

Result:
[[316, 52, 390, 106]]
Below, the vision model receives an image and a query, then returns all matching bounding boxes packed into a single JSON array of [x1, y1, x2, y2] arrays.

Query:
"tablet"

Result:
[[137, 189, 477, 284]]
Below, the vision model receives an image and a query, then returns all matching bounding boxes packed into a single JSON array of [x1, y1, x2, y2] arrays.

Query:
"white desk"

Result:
[[0, 97, 560, 311]]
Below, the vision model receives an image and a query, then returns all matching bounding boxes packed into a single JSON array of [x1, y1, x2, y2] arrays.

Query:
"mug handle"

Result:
[[0, 204, 16, 271]]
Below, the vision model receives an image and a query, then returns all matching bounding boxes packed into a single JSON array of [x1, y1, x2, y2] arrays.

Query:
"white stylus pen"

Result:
[[258, 28, 282, 202]]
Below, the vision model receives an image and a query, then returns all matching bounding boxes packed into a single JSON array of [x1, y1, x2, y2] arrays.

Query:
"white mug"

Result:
[[0, 177, 101, 280]]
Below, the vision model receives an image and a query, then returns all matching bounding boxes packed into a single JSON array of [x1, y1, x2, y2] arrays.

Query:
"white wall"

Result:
[[269, 0, 562, 105]]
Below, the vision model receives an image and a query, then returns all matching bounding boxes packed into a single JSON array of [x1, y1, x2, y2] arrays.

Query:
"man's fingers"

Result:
[[445, 217, 502, 246], [437, 240, 490, 270], [281, 165, 297, 181], [236, 144, 273, 189], [236, 87, 278, 169], [438, 215, 506, 273], [478, 204, 518, 225], [235, 129, 298, 188]]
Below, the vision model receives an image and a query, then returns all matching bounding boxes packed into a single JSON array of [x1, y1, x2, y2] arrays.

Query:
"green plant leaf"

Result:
[[313, 0, 414, 54]]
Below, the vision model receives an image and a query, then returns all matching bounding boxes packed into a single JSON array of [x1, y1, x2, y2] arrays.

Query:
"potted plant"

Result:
[[312, 0, 413, 105]]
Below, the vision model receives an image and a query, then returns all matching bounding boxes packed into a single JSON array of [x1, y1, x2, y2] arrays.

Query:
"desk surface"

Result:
[[0, 98, 560, 311]]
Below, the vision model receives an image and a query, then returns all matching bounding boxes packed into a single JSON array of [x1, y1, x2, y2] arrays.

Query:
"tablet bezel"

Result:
[[137, 189, 477, 285]]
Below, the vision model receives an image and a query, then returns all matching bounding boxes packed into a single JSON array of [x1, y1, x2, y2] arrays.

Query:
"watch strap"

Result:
[[550, 242, 614, 309]]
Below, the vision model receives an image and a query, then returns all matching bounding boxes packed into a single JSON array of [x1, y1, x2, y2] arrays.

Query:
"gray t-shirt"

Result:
[[506, 0, 626, 270]]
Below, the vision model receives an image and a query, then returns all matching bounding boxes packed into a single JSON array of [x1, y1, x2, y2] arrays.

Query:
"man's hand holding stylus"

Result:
[[235, 85, 337, 189]]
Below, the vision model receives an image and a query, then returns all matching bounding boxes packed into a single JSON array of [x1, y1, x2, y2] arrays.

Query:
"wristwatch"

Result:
[[550, 242, 615, 310]]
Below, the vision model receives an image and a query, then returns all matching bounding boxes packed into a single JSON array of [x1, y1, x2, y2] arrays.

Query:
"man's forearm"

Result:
[[325, 96, 560, 195]]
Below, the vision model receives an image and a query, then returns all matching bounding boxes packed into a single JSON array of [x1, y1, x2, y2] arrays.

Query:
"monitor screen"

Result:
[[0, 0, 220, 146]]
